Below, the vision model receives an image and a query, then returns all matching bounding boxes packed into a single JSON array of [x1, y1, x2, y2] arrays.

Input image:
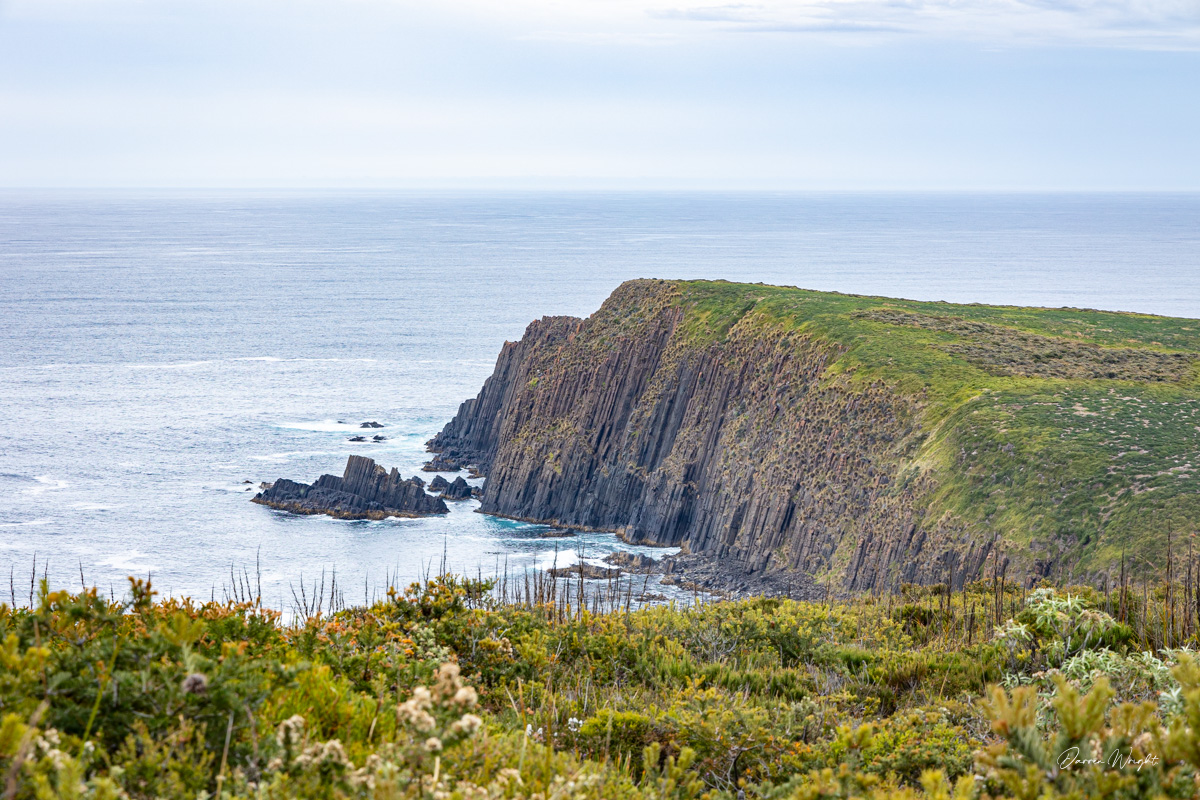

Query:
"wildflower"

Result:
[[433, 662, 462, 700], [495, 768, 523, 787], [424, 736, 443, 752], [276, 715, 306, 748], [450, 713, 483, 735], [398, 686, 437, 732], [182, 673, 208, 694], [452, 686, 478, 708], [567, 717, 583, 732]]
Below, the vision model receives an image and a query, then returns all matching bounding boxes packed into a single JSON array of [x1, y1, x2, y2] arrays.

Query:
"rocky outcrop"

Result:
[[428, 279, 1200, 591], [442, 476, 474, 500], [548, 563, 621, 579], [423, 453, 467, 472], [253, 456, 447, 519], [430, 475, 450, 492]]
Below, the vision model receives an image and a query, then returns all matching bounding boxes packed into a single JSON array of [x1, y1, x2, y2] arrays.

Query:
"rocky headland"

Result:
[[428, 278, 1200, 594], [253, 455, 447, 520]]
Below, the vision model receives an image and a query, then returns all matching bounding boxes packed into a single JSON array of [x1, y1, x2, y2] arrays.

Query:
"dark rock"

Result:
[[442, 476, 473, 500], [252, 455, 447, 519], [655, 552, 823, 600], [242, 480, 253, 484], [422, 453, 467, 472], [429, 475, 450, 491], [547, 563, 620, 579], [360, 421, 384, 428], [372, 435, 387, 441], [603, 551, 659, 573], [538, 528, 576, 538], [348, 436, 367, 442], [471, 484, 484, 499]]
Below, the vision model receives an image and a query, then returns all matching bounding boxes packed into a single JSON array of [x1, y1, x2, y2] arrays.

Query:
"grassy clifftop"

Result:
[[670, 280, 1200, 578]]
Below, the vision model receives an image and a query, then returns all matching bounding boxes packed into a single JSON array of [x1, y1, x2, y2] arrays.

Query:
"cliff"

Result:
[[429, 279, 1200, 591], [254, 455, 448, 519]]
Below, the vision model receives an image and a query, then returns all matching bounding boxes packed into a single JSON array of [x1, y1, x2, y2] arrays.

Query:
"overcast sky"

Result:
[[1, 0, 1198, 189]]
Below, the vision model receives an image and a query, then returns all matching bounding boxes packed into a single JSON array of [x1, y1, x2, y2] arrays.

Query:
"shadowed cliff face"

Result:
[[430, 279, 1200, 590]]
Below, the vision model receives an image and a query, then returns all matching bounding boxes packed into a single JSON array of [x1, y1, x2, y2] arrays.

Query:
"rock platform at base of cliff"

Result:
[[253, 455, 448, 520], [604, 551, 826, 600]]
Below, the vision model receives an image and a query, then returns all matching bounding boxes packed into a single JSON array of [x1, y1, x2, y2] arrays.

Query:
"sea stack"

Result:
[[253, 455, 448, 519]]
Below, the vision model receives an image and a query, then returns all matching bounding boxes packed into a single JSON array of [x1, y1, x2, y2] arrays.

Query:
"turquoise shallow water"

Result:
[[1, 191, 1198, 608]]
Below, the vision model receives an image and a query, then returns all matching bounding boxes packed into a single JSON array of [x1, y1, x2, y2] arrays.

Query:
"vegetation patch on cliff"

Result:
[[667, 281, 1200, 581]]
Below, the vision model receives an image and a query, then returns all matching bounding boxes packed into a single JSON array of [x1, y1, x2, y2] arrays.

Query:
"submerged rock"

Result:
[[372, 435, 387, 441], [538, 528, 576, 538], [348, 435, 367, 442], [360, 421, 384, 429], [252, 455, 447, 519]]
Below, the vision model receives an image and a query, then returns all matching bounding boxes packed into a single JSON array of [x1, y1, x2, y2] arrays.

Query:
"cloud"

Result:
[[598, 0, 1200, 47]]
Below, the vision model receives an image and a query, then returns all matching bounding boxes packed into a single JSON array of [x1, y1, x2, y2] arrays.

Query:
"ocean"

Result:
[[2, 191, 1198, 609]]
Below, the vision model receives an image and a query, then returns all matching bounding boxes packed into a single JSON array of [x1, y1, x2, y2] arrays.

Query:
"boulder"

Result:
[[548, 563, 621, 579], [603, 552, 660, 573], [442, 476, 473, 500], [422, 453, 466, 472], [360, 421, 384, 428]]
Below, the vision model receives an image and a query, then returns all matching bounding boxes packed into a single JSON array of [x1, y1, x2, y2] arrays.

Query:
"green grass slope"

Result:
[[671, 280, 1200, 579]]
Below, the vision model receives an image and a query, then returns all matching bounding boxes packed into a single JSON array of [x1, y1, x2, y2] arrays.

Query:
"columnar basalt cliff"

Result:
[[254, 455, 448, 519], [430, 280, 1200, 591]]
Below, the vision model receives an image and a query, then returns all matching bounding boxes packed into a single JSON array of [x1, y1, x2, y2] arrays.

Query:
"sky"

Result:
[[1, 0, 1198, 190]]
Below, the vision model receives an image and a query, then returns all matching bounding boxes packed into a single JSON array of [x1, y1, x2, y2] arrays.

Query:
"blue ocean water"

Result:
[[2, 191, 1198, 608]]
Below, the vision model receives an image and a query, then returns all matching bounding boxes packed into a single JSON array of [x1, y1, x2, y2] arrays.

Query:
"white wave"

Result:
[[69, 503, 117, 511], [536, 550, 578, 571], [207, 482, 259, 493], [24, 476, 68, 495], [274, 420, 380, 432], [99, 551, 157, 573], [237, 357, 378, 364], [0, 519, 52, 528], [250, 450, 336, 462], [127, 360, 214, 370]]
